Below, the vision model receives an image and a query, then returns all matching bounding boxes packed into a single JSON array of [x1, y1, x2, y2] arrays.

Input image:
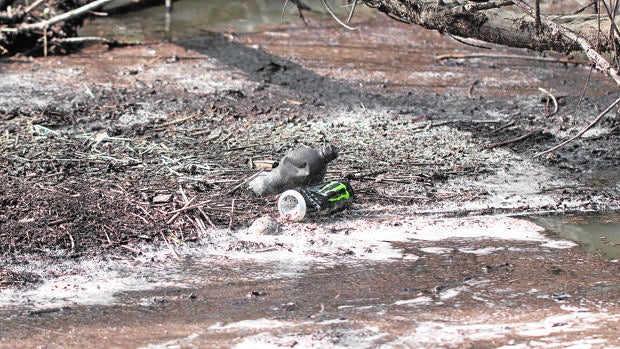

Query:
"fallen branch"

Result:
[[511, 0, 620, 87], [436, 53, 587, 65], [533, 96, 620, 158]]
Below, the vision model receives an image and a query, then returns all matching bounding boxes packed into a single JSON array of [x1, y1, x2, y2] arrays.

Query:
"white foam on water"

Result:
[[419, 247, 453, 254], [387, 311, 620, 348], [209, 318, 308, 330], [0, 216, 574, 309], [393, 296, 433, 306], [138, 333, 200, 349], [541, 240, 578, 249], [407, 216, 548, 242], [232, 325, 386, 349], [439, 286, 468, 300], [459, 246, 507, 255]]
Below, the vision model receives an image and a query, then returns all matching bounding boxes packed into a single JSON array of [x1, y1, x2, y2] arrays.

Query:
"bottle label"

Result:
[[300, 180, 354, 215]]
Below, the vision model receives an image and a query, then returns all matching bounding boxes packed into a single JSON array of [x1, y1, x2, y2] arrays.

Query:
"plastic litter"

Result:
[[278, 180, 354, 221], [248, 144, 338, 196]]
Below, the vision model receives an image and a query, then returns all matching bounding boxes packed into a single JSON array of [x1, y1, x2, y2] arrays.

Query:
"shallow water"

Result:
[[81, 0, 367, 40], [533, 213, 620, 259], [1, 214, 619, 348]]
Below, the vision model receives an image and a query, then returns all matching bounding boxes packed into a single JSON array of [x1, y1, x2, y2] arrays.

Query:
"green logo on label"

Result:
[[317, 181, 350, 202]]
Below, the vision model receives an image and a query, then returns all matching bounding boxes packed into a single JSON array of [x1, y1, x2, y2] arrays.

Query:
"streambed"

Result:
[[1, 2, 620, 348]]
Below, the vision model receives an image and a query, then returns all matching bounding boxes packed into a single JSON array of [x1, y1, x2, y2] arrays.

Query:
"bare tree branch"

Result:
[[14, 0, 114, 32], [511, 0, 620, 86]]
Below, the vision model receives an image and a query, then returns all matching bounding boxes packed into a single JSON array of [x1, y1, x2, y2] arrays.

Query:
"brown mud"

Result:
[[0, 13, 620, 348]]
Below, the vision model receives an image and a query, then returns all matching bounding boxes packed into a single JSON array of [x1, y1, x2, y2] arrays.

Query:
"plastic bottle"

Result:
[[248, 144, 338, 196], [278, 180, 354, 221]]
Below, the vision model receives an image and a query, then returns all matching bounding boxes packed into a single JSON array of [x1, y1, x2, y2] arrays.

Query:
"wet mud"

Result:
[[1, 12, 620, 348]]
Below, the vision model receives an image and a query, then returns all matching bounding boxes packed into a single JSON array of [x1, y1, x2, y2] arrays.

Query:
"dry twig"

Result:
[[228, 198, 235, 230], [160, 231, 180, 261], [486, 131, 538, 149], [538, 87, 559, 116], [321, 0, 357, 30], [436, 53, 586, 65]]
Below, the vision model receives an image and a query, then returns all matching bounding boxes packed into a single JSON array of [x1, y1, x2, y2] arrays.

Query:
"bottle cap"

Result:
[[321, 144, 339, 162], [278, 190, 307, 221]]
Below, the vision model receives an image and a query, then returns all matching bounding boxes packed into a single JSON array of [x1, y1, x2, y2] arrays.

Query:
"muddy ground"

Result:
[[1, 12, 620, 348]]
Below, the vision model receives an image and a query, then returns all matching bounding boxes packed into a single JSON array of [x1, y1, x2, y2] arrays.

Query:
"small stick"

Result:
[[178, 184, 189, 203], [224, 170, 264, 195], [534, 0, 541, 32], [104, 230, 112, 245], [167, 201, 231, 214], [160, 231, 181, 261], [194, 217, 207, 235], [121, 245, 141, 254], [489, 120, 516, 134], [158, 113, 199, 128], [346, 0, 357, 23], [47, 218, 70, 226], [486, 131, 537, 149], [129, 212, 151, 226], [51, 36, 110, 44], [24, 0, 45, 14], [534, 96, 620, 158], [321, 0, 357, 30], [228, 199, 235, 231], [198, 207, 216, 228], [538, 87, 559, 115], [166, 196, 197, 224]]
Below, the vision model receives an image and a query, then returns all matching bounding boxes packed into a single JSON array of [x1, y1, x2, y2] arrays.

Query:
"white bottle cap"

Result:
[[278, 190, 307, 221]]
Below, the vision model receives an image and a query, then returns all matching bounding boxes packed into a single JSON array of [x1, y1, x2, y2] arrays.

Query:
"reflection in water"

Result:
[[532, 213, 620, 259], [81, 0, 362, 41]]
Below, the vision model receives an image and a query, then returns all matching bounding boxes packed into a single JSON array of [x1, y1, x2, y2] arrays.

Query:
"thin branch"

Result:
[[224, 170, 264, 195], [448, 35, 491, 49], [511, 0, 620, 86], [436, 52, 586, 64], [228, 198, 235, 231], [538, 87, 559, 115], [15, 0, 114, 32], [322, 0, 357, 30], [534, 0, 541, 32], [533, 96, 620, 158], [347, 0, 358, 23], [458, 0, 515, 13], [24, 0, 45, 14], [160, 231, 181, 261], [576, 66, 594, 111]]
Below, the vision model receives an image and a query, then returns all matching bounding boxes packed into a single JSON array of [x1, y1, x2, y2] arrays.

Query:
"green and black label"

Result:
[[300, 180, 354, 214]]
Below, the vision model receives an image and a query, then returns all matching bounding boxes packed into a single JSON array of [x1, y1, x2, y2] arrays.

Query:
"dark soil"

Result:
[[1, 14, 619, 288]]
